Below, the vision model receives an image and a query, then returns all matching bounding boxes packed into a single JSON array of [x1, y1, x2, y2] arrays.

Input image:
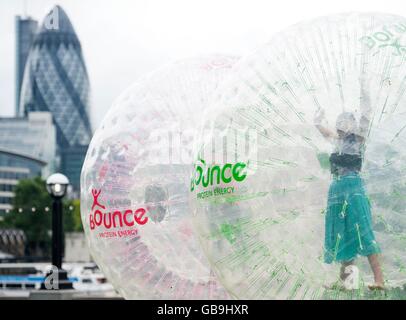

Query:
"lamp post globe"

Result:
[[46, 173, 69, 199]]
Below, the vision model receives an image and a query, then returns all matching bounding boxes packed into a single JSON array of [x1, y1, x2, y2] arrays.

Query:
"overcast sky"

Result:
[[1, 0, 405, 128]]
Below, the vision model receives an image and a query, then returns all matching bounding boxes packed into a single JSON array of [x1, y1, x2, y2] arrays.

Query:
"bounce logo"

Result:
[[89, 189, 148, 233], [360, 22, 406, 56], [190, 159, 248, 192]]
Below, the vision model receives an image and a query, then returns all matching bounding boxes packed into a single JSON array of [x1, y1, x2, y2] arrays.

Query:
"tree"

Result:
[[69, 199, 84, 232], [0, 177, 82, 258]]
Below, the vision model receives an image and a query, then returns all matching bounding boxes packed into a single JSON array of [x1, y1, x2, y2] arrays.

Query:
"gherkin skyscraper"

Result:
[[20, 5, 92, 190]]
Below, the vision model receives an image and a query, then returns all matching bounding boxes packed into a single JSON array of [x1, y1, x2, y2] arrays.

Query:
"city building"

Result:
[[61, 145, 89, 192], [0, 112, 56, 215], [0, 112, 56, 178], [0, 230, 26, 258], [0, 149, 46, 215], [19, 5, 92, 191], [15, 16, 38, 116]]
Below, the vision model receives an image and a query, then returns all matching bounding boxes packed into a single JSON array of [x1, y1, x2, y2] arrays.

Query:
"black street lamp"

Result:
[[41, 173, 73, 290]]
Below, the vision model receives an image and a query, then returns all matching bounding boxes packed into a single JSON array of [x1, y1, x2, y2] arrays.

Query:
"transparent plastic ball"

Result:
[[81, 55, 238, 299], [191, 13, 406, 300]]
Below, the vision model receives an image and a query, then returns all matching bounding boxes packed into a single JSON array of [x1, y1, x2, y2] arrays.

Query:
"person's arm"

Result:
[[358, 73, 373, 141], [316, 124, 336, 139], [314, 108, 337, 140]]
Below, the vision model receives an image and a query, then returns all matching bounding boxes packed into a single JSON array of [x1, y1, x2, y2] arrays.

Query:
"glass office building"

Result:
[[0, 112, 56, 178], [19, 5, 92, 146], [15, 16, 38, 115], [0, 150, 45, 215], [19, 6, 92, 190], [60, 145, 89, 192], [0, 111, 56, 215]]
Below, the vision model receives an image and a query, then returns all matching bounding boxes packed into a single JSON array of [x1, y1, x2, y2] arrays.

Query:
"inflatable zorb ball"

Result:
[[191, 13, 406, 300], [81, 55, 238, 299]]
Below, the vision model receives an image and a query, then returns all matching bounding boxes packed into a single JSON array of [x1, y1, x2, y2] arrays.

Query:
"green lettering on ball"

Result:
[[191, 160, 248, 191]]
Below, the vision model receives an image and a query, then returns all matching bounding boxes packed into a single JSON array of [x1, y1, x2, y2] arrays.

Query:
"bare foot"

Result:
[[368, 283, 385, 291]]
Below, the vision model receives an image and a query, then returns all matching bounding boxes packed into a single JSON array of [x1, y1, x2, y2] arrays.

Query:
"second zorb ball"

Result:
[[191, 13, 406, 300], [81, 55, 237, 299]]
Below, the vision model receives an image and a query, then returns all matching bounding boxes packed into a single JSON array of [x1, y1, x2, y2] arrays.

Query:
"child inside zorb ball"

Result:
[[189, 13, 406, 300], [315, 77, 384, 290]]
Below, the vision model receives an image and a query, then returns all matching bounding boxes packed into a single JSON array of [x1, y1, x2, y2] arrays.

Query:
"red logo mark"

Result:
[[92, 189, 106, 211]]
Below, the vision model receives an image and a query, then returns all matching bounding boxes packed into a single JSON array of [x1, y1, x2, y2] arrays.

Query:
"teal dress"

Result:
[[324, 135, 381, 264]]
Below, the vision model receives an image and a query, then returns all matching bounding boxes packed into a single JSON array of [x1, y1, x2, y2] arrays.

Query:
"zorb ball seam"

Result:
[[81, 55, 238, 300], [191, 13, 406, 300]]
